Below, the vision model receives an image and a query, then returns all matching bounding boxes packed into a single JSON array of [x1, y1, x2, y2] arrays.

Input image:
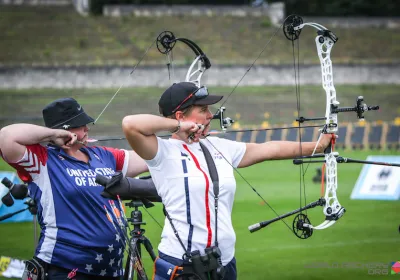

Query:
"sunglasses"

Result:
[[172, 86, 209, 113]]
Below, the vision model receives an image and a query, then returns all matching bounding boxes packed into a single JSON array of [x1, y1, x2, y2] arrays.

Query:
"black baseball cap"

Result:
[[42, 98, 94, 129], [158, 82, 223, 117]]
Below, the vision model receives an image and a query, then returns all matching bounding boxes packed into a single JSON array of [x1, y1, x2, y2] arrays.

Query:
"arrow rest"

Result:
[[156, 31, 176, 54]]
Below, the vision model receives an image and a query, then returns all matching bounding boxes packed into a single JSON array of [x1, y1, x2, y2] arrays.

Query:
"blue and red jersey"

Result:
[[3, 144, 129, 277]]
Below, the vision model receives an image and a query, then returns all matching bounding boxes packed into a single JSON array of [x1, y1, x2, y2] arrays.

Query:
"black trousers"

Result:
[[46, 264, 120, 280], [159, 251, 237, 280]]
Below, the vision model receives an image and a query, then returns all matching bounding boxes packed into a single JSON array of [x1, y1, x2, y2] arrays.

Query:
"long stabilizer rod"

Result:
[[248, 198, 325, 233], [337, 157, 400, 167]]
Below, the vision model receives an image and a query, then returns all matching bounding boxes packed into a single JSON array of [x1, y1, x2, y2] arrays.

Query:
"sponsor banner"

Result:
[[351, 156, 400, 200]]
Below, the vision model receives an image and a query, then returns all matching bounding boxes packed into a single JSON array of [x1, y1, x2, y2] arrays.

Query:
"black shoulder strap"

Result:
[[199, 141, 220, 247], [199, 142, 219, 197], [163, 205, 190, 259], [164, 141, 221, 259]]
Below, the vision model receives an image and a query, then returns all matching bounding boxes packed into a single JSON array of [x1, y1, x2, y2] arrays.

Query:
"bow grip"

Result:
[[323, 134, 336, 154]]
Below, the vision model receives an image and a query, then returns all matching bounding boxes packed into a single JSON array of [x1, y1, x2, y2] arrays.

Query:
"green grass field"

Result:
[[1, 149, 398, 280]]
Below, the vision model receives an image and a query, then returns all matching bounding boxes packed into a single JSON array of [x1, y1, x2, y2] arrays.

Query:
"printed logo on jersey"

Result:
[[66, 167, 115, 187], [213, 151, 223, 160]]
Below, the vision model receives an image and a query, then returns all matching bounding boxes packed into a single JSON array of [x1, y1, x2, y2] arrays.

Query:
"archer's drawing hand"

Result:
[[50, 130, 78, 149], [178, 121, 205, 143]]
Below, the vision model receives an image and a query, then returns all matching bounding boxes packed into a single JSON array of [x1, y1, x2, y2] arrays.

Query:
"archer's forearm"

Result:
[[271, 141, 321, 159], [122, 114, 179, 136], [300, 141, 323, 156], [0, 124, 64, 146], [240, 141, 322, 167]]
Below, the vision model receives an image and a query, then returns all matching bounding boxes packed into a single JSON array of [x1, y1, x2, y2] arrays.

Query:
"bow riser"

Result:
[[316, 35, 339, 134], [324, 153, 340, 216], [186, 55, 207, 87]]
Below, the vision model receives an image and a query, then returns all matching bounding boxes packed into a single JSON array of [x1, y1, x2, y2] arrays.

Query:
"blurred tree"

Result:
[[278, 0, 400, 16], [88, 0, 400, 16]]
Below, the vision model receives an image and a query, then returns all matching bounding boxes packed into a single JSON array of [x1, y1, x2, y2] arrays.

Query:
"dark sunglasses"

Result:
[[172, 86, 209, 113]]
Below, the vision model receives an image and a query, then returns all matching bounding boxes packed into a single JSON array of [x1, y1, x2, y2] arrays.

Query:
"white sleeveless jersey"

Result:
[[146, 137, 246, 265]]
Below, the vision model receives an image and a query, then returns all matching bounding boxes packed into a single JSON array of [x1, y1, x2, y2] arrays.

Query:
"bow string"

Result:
[[91, 19, 399, 240]]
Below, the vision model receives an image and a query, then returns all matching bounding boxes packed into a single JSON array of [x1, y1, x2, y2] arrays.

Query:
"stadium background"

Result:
[[0, 1, 399, 279]]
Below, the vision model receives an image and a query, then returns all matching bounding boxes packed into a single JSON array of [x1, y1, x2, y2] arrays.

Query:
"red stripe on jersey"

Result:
[[183, 144, 212, 247], [4, 144, 47, 183], [100, 147, 126, 171]]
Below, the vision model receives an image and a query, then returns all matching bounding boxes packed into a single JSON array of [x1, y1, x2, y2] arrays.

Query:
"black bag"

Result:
[[22, 257, 47, 280], [153, 256, 183, 280]]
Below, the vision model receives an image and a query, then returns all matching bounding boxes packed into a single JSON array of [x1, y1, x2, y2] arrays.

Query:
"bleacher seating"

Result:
[[223, 131, 239, 141], [255, 130, 267, 143], [216, 122, 398, 151], [94, 122, 399, 151], [241, 131, 253, 143], [368, 123, 383, 150], [386, 124, 400, 150], [301, 127, 316, 142], [335, 126, 348, 149], [285, 129, 298, 142], [269, 129, 283, 141], [351, 125, 365, 150]]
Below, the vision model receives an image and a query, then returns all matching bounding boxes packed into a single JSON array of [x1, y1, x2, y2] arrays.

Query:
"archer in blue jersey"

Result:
[[0, 98, 149, 280]]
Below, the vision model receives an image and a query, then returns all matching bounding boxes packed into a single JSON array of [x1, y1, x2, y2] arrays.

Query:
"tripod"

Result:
[[124, 200, 157, 280]]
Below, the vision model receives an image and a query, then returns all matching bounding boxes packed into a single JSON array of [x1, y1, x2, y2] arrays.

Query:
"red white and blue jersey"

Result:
[[3, 144, 129, 277]]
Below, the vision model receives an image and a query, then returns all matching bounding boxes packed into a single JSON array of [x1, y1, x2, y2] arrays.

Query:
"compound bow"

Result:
[[238, 15, 400, 239], [93, 18, 399, 240]]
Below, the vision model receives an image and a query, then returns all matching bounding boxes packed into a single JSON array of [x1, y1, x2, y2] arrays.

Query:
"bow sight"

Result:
[[331, 96, 379, 120]]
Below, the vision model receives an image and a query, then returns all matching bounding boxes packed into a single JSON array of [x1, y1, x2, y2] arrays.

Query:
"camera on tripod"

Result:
[[95, 173, 159, 280], [186, 246, 225, 280], [95, 172, 161, 206]]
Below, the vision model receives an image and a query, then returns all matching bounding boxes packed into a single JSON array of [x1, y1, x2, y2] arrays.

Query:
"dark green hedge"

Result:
[[88, 0, 400, 16], [281, 0, 400, 16]]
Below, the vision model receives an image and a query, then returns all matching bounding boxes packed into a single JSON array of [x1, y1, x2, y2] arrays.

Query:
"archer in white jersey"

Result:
[[122, 82, 332, 280]]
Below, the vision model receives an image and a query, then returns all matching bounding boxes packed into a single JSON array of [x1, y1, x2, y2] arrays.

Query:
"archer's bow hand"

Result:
[[317, 133, 337, 153]]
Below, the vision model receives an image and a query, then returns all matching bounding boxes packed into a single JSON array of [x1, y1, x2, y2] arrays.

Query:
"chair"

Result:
[[301, 127, 316, 142], [269, 129, 283, 141], [285, 129, 298, 142], [368, 123, 383, 150], [223, 131, 239, 141], [241, 131, 253, 143], [350, 125, 365, 150], [255, 130, 267, 143], [335, 126, 348, 150], [386, 124, 400, 150]]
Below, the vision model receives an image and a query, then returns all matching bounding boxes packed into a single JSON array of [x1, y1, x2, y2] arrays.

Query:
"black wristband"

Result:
[[171, 120, 180, 134]]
